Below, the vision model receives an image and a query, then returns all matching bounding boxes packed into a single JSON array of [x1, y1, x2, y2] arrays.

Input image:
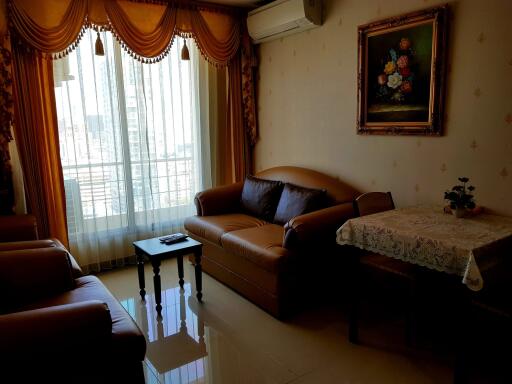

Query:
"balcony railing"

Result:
[[63, 156, 196, 233]]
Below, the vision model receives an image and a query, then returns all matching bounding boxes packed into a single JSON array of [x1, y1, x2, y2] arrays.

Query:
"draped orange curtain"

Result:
[[0, 37, 15, 214], [225, 53, 251, 182], [5, 0, 256, 241], [10, 43, 68, 245]]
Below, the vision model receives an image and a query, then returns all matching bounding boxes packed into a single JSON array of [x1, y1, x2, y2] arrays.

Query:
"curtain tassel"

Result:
[[181, 39, 190, 61], [95, 32, 104, 56]]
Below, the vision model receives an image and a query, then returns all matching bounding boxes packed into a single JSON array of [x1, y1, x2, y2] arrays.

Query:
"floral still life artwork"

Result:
[[372, 34, 429, 120], [357, 6, 448, 135]]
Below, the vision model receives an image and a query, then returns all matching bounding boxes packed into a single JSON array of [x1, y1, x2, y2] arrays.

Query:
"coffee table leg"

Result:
[[136, 251, 146, 301], [194, 250, 203, 302], [152, 258, 162, 316], [177, 255, 185, 289]]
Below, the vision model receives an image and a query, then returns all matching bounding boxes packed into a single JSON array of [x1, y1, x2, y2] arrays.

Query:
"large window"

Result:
[[54, 30, 205, 269]]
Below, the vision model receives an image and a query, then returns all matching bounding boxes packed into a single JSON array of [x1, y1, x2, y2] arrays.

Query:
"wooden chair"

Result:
[[349, 192, 418, 345], [353, 191, 395, 217], [453, 270, 512, 383], [466, 259, 511, 326]]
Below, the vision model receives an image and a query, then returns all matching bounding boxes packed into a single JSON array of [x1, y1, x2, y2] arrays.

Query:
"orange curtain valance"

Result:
[[8, 0, 242, 66], [9, 0, 87, 55], [105, 0, 178, 62]]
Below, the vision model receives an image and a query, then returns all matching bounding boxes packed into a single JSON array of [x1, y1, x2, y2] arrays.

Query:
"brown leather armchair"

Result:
[[0, 243, 146, 381], [185, 166, 359, 318]]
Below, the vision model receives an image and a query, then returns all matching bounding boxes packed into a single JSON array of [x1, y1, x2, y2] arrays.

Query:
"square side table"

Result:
[[133, 237, 203, 316]]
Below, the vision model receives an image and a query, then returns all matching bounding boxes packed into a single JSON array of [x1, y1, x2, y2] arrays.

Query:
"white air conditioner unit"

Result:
[[247, 0, 322, 44], [64, 178, 84, 235]]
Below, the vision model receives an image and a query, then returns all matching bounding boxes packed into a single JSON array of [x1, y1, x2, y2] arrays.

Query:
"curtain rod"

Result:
[[123, 0, 247, 15]]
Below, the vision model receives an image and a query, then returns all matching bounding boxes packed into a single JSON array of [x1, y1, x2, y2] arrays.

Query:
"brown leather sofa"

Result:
[[185, 166, 359, 318], [0, 221, 146, 381], [0, 214, 39, 241]]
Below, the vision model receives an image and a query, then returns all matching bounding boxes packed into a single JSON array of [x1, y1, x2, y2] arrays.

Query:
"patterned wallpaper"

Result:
[[255, 0, 512, 215]]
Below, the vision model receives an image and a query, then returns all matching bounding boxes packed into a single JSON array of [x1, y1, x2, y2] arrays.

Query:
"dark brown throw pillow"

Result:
[[273, 183, 327, 225], [240, 175, 284, 221]]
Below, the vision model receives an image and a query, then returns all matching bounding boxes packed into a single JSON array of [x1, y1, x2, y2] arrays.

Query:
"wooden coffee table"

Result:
[[133, 236, 203, 316]]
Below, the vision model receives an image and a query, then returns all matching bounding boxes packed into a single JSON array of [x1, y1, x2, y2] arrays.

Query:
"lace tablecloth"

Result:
[[336, 206, 512, 291]]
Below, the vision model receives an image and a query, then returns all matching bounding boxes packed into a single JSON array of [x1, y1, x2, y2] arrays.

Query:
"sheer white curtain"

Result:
[[54, 30, 210, 272]]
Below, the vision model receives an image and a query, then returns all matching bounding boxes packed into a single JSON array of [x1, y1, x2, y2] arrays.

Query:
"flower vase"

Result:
[[452, 207, 466, 218]]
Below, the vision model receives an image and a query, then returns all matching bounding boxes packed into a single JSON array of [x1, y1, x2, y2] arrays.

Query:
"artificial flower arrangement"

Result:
[[375, 37, 415, 104], [444, 177, 481, 217]]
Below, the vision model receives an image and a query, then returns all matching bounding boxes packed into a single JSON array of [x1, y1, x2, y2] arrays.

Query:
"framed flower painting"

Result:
[[357, 6, 448, 135]]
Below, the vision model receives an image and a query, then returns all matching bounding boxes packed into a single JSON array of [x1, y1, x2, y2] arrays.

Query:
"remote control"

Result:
[[159, 233, 185, 242], [159, 233, 188, 244]]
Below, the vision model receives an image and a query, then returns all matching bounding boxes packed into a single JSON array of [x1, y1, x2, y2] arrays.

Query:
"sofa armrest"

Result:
[[0, 301, 112, 361], [0, 214, 38, 242], [0, 239, 61, 252], [194, 182, 244, 216], [0, 239, 83, 278], [0, 247, 75, 308], [283, 202, 355, 250]]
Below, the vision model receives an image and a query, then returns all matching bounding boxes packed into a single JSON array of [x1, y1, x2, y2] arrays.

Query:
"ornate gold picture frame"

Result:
[[357, 6, 448, 135]]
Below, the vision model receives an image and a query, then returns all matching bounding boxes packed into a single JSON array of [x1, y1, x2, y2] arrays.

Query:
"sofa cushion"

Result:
[[193, 238, 281, 295], [273, 183, 327, 225], [221, 224, 290, 273], [185, 214, 268, 246], [19, 275, 146, 362], [240, 175, 284, 221]]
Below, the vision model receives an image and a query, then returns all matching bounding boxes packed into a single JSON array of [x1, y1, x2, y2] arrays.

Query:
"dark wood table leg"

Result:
[[152, 257, 162, 317], [138, 300, 149, 336], [348, 250, 360, 344], [156, 312, 164, 337], [453, 288, 470, 384], [177, 255, 185, 290], [405, 280, 417, 347], [179, 289, 186, 333], [194, 250, 203, 302], [136, 250, 146, 301], [198, 307, 206, 351]]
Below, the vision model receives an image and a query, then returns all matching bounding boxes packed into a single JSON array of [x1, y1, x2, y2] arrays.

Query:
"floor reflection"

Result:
[[99, 260, 454, 384], [120, 282, 285, 384], [121, 285, 207, 384]]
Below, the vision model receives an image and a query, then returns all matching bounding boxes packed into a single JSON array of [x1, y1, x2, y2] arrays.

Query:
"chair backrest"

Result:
[[353, 192, 395, 217]]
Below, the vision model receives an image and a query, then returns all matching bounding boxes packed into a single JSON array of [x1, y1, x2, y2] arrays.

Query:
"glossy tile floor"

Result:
[[99, 259, 461, 384]]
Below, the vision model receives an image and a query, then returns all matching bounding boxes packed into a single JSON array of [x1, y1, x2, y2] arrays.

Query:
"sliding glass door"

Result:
[[54, 31, 206, 271]]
